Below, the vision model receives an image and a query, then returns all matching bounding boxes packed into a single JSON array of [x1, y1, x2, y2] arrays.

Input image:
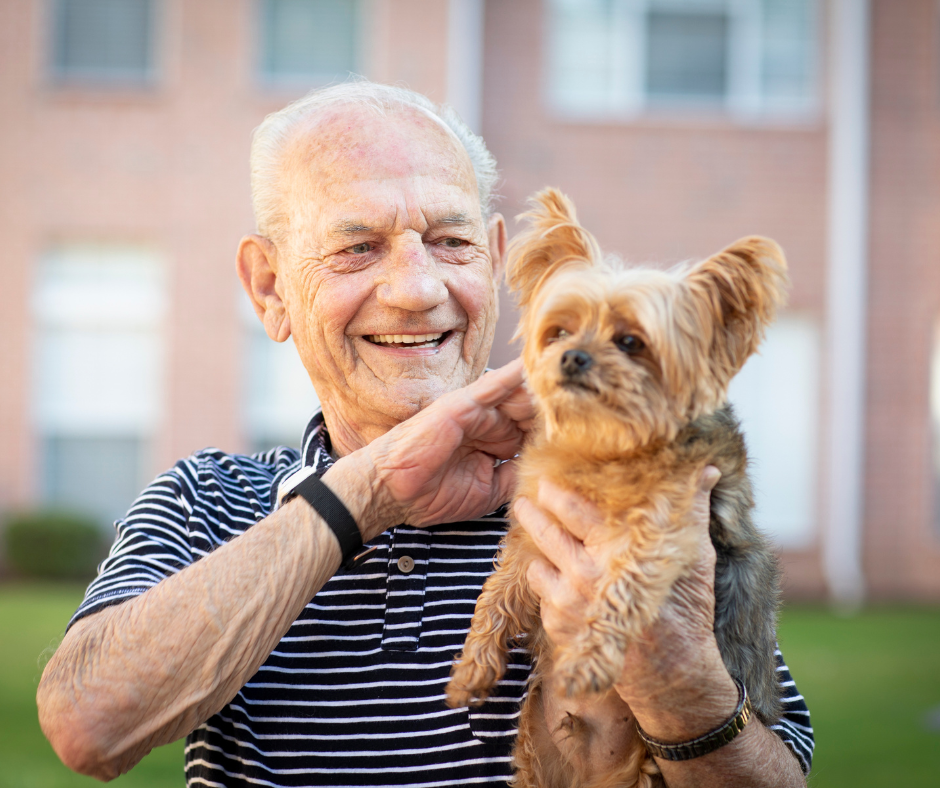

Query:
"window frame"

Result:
[[543, 0, 823, 125], [47, 0, 161, 87]]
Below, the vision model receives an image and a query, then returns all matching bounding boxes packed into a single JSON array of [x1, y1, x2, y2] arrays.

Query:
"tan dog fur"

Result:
[[446, 189, 789, 788]]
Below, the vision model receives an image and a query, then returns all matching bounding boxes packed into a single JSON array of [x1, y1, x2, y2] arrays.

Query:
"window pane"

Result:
[[261, 0, 358, 82], [53, 0, 154, 80], [761, 0, 817, 108], [727, 315, 821, 549], [42, 436, 146, 526], [646, 10, 728, 100], [547, 0, 617, 113], [33, 246, 166, 434]]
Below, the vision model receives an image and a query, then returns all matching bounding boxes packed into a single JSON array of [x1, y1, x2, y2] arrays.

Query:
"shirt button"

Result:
[[397, 555, 415, 573]]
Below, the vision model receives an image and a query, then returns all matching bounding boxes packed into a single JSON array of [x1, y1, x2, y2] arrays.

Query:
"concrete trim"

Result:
[[446, 0, 485, 132], [822, 0, 871, 605]]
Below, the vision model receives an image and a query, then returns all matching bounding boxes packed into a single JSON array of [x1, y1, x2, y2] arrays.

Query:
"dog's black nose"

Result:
[[560, 349, 593, 377]]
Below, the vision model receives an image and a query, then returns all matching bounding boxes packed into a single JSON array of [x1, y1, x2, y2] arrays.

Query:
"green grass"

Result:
[[777, 604, 940, 788], [2, 584, 938, 787], [0, 583, 184, 788]]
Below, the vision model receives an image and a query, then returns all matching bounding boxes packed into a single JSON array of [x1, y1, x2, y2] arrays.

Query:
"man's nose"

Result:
[[376, 239, 449, 312]]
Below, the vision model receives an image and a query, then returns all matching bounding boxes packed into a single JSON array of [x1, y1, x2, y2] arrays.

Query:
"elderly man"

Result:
[[37, 82, 812, 787]]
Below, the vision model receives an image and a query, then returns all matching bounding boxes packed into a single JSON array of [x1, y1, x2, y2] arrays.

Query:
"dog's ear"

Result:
[[506, 188, 602, 309], [684, 236, 789, 384]]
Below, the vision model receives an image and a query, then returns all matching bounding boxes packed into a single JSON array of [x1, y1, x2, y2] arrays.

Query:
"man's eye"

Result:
[[440, 237, 464, 248], [346, 242, 372, 254], [616, 334, 645, 354]]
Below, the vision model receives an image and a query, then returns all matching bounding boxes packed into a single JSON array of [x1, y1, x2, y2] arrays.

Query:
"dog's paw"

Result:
[[446, 656, 500, 708]]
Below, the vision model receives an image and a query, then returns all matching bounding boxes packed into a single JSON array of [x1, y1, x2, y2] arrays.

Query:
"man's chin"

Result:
[[375, 377, 461, 420]]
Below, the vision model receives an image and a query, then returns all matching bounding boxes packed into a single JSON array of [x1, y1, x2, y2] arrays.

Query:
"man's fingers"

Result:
[[525, 556, 560, 603], [513, 497, 597, 588], [497, 387, 537, 425], [467, 359, 525, 408], [513, 497, 584, 570], [690, 465, 720, 535], [535, 480, 604, 543], [699, 465, 721, 494]]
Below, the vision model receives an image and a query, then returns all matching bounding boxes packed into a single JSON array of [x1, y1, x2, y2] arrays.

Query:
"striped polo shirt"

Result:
[[70, 411, 814, 786]]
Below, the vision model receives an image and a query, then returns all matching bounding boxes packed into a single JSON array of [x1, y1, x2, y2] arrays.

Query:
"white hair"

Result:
[[250, 79, 500, 244]]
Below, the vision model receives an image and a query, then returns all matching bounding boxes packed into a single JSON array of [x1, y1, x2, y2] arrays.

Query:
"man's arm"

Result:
[[516, 470, 807, 788], [38, 494, 348, 780], [38, 361, 534, 781]]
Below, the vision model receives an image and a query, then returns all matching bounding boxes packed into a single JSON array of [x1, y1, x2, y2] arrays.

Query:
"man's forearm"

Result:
[[626, 667, 806, 788], [37, 495, 346, 780]]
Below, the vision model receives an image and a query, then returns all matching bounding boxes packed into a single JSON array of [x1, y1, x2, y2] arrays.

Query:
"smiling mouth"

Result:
[[365, 332, 448, 348]]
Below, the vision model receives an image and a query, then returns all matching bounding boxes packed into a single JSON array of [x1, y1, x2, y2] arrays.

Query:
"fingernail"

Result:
[[700, 466, 721, 492]]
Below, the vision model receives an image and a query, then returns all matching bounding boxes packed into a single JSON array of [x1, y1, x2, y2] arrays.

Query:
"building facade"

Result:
[[0, 0, 938, 600]]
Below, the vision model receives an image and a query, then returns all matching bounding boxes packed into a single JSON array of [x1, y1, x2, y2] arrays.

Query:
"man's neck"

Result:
[[319, 406, 398, 459]]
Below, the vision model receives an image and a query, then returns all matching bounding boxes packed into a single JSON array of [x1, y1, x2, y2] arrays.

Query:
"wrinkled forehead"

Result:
[[279, 104, 480, 219]]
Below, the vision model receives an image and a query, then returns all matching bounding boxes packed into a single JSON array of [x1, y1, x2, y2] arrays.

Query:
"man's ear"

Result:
[[236, 234, 291, 343], [487, 212, 508, 280]]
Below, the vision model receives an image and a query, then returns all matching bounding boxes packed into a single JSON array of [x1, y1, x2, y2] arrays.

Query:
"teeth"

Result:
[[368, 333, 444, 345]]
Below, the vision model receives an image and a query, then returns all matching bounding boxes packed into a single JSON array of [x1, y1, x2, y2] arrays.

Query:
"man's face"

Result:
[[269, 105, 504, 446]]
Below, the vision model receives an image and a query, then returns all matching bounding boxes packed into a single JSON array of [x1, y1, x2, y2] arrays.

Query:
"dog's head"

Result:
[[507, 188, 789, 457]]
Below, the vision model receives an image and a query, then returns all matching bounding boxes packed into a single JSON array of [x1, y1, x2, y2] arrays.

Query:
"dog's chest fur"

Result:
[[512, 404, 782, 725]]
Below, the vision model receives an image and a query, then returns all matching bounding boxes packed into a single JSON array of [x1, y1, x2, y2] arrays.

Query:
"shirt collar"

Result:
[[299, 409, 335, 472]]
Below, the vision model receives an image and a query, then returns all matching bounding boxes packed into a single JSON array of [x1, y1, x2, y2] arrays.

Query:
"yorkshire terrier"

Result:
[[446, 188, 788, 788]]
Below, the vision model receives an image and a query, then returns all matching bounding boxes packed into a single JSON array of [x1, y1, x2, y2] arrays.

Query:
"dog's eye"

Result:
[[616, 334, 645, 354], [547, 328, 570, 343]]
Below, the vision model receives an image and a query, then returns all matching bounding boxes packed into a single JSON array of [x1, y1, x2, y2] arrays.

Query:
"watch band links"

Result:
[[636, 678, 752, 762]]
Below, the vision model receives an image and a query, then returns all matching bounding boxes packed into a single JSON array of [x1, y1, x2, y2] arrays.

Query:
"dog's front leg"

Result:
[[446, 527, 540, 707], [553, 507, 697, 698]]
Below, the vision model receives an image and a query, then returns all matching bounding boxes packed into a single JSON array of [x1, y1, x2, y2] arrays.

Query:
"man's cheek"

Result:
[[461, 268, 499, 319]]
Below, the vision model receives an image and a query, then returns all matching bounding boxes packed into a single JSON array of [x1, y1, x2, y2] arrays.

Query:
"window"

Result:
[[51, 0, 156, 84], [726, 315, 821, 549], [547, 0, 819, 119], [241, 296, 320, 454], [32, 245, 166, 525], [259, 0, 361, 85]]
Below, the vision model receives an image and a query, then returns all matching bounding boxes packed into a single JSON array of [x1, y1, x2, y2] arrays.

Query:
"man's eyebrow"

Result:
[[433, 214, 473, 227], [329, 215, 473, 236], [330, 221, 374, 236]]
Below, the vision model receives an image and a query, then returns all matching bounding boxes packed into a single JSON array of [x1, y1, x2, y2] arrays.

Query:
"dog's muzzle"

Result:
[[560, 349, 593, 377]]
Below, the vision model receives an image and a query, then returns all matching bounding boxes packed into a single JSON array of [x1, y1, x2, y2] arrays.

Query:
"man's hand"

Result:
[[514, 468, 807, 787], [327, 359, 536, 539], [37, 361, 535, 781], [516, 467, 729, 707]]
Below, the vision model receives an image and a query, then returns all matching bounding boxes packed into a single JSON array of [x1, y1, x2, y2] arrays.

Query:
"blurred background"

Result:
[[0, 0, 938, 786]]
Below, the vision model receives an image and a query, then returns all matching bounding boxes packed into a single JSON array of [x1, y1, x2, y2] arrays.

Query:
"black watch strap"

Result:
[[636, 678, 752, 762], [284, 473, 363, 569]]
